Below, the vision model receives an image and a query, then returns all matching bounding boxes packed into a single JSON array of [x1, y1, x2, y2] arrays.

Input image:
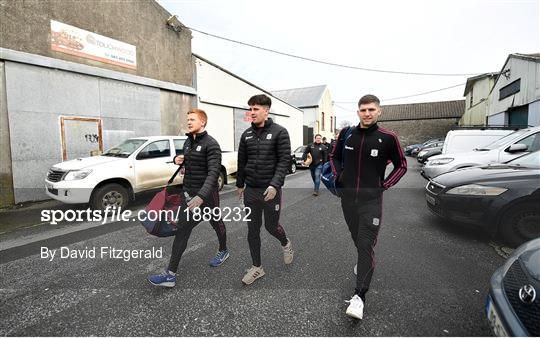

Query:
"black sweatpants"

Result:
[[168, 190, 227, 273], [244, 186, 288, 267], [341, 196, 383, 301]]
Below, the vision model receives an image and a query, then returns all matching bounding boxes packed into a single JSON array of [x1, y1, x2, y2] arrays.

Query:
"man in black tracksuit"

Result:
[[302, 134, 328, 196], [330, 94, 407, 319], [148, 109, 228, 288], [236, 94, 293, 285]]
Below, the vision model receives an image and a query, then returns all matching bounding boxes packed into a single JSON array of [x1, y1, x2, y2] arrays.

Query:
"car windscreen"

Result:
[[448, 134, 511, 153], [103, 139, 147, 158], [476, 129, 530, 150], [507, 151, 540, 168]]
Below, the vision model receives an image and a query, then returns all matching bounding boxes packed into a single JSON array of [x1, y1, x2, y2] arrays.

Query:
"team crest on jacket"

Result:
[[370, 149, 378, 157], [196, 145, 202, 151], [267, 134, 272, 140]]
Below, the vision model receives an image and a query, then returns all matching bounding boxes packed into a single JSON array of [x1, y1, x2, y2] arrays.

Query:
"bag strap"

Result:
[[340, 126, 353, 168], [167, 165, 183, 185]]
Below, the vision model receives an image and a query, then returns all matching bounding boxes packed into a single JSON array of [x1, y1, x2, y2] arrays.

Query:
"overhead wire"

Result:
[[186, 26, 480, 77]]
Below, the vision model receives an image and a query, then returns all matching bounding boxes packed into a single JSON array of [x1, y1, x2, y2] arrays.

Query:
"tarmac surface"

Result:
[[0, 161, 507, 336]]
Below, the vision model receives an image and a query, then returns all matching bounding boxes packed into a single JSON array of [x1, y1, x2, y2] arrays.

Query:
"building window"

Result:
[[321, 112, 325, 131], [499, 78, 521, 101], [469, 88, 473, 108]]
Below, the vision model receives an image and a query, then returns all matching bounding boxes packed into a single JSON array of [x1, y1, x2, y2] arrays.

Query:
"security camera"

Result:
[[166, 15, 182, 32]]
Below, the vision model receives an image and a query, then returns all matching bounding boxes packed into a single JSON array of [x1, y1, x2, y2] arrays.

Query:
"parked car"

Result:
[[417, 146, 442, 164], [486, 237, 540, 337], [289, 153, 297, 174], [405, 138, 444, 157], [45, 136, 237, 210], [422, 126, 540, 179], [411, 140, 444, 157], [293, 145, 309, 169], [425, 151, 540, 247]]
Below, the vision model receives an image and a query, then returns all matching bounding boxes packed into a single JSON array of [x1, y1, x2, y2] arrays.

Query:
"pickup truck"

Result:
[[45, 136, 237, 210]]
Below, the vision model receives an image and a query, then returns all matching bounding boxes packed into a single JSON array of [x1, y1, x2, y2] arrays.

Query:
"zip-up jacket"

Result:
[[236, 118, 291, 189], [329, 123, 407, 200], [175, 131, 221, 201], [302, 142, 328, 167]]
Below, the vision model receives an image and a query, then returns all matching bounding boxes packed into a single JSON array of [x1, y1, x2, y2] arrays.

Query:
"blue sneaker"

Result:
[[148, 270, 176, 287], [209, 250, 230, 267]]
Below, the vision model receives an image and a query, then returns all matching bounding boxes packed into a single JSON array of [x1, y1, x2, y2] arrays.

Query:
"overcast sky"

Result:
[[157, 0, 539, 123]]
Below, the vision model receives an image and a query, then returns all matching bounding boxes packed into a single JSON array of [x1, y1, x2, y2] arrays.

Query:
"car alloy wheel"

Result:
[[102, 191, 124, 209]]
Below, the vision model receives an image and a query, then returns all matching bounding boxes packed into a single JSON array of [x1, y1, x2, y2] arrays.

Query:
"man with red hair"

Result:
[[148, 108, 229, 287]]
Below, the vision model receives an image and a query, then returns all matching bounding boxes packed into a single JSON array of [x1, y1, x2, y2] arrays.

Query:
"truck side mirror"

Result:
[[506, 143, 528, 153]]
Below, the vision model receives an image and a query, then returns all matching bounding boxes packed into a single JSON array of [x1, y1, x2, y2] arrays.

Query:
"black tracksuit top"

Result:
[[236, 118, 291, 189], [302, 142, 328, 167], [176, 131, 222, 201], [330, 123, 407, 200]]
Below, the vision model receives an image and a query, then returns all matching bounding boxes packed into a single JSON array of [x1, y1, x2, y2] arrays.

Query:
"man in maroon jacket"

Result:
[[330, 94, 407, 319]]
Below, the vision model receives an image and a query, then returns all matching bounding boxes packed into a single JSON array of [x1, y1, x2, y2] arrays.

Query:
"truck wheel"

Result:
[[499, 202, 540, 247], [91, 183, 129, 211], [290, 161, 297, 174], [218, 171, 225, 191]]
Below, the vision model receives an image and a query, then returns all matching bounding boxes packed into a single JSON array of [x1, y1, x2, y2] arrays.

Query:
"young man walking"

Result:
[[302, 134, 328, 196], [148, 108, 229, 287], [236, 94, 293, 285], [330, 94, 407, 319]]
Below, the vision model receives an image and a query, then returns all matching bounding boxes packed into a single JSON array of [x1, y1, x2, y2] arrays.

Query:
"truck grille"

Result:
[[47, 168, 66, 182], [503, 260, 540, 336]]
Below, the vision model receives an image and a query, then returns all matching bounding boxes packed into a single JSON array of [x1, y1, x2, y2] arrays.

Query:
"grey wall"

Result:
[[528, 100, 540, 127], [160, 90, 191, 136], [0, 62, 14, 207], [4, 61, 171, 203], [0, 0, 193, 87], [378, 118, 460, 146], [487, 112, 507, 126]]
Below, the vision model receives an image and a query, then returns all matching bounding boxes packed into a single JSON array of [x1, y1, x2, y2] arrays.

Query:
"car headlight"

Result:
[[429, 158, 454, 165], [446, 184, 507, 196], [418, 150, 428, 157], [64, 169, 93, 181]]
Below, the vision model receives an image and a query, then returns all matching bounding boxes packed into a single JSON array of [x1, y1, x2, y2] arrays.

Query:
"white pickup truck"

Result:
[[45, 136, 238, 210]]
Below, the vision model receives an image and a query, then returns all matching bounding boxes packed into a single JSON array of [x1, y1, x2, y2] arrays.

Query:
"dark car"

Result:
[[411, 140, 445, 157], [417, 146, 442, 164], [425, 151, 540, 247], [289, 153, 297, 174], [486, 237, 540, 336], [405, 138, 444, 156], [293, 146, 309, 169]]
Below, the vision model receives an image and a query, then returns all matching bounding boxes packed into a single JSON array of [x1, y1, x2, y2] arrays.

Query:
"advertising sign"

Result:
[[50, 20, 137, 69]]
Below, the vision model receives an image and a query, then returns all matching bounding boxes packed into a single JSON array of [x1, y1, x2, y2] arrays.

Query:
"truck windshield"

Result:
[[103, 139, 147, 158]]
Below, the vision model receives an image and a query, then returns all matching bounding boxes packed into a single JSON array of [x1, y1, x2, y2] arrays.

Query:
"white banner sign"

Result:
[[50, 20, 137, 69]]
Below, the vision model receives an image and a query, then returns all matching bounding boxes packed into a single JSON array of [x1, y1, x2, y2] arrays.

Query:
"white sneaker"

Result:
[[242, 265, 265, 285], [354, 264, 357, 275], [283, 239, 294, 264], [345, 294, 364, 319]]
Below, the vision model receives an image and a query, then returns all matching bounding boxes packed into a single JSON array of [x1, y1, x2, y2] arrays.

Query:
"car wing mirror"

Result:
[[506, 143, 528, 153]]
